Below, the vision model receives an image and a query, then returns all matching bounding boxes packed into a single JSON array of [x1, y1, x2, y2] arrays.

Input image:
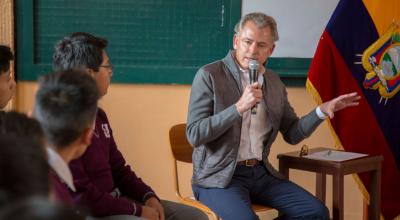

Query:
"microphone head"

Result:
[[249, 59, 259, 71]]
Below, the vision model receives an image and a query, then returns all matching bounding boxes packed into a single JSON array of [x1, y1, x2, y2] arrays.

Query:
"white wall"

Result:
[[242, 0, 339, 57]]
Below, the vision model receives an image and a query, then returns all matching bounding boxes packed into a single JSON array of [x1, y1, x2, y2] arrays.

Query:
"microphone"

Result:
[[248, 60, 259, 115]]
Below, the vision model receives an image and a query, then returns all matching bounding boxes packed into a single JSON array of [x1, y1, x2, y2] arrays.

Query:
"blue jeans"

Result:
[[192, 164, 329, 220]]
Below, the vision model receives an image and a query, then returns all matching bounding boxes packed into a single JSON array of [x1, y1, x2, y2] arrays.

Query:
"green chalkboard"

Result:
[[16, 0, 309, 85], [16, 0, 240, 84]]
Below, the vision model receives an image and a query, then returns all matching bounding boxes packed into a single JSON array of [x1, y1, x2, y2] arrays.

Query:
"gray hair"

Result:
[[234, 12, 279, 42], [34, 69, 99, 148]]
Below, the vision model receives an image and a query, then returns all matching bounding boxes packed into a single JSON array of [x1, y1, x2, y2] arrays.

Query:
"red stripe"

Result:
[[308, 31, 400, 217], [387, 74, 400, 88]]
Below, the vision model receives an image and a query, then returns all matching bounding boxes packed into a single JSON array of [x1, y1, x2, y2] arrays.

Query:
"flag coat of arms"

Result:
[[307, 0, 400, 219]]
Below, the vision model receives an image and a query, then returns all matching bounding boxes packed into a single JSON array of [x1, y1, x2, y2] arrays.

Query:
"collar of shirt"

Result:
[[46, 147, 76, 192]]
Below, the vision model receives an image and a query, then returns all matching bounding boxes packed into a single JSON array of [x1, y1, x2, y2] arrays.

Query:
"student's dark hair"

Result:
[[0, 111, 45, 147], [52, 32, 107, 72], [0, 45, 14, 73], [0, 196, 85, 220], [0, 136, 49, 207], [34, 69, 99, 147]]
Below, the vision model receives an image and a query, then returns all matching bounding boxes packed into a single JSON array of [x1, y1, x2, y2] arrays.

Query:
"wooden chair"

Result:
[[169, 123, 272, 220]]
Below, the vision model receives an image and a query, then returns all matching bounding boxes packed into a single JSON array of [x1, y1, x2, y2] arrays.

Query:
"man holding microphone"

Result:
[[187, 12, 360, 220]]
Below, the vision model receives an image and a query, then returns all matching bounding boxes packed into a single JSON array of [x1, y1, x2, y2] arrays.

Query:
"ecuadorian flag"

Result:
[[307, 0, 400, 219]]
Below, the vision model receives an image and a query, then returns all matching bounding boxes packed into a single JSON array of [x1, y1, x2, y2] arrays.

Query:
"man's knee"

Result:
[[276, 203, 329, 220], [312, 202, 329, 219], [284, 198, 329, 219], [299, 200, 329, 220], [218, 209, 259, 220]]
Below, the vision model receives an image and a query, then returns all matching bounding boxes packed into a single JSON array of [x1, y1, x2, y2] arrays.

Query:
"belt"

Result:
[[237, 159, 261, 167]]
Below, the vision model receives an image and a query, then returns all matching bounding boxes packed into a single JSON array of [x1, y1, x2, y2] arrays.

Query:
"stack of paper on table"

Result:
[[304, 150, 368, 162]]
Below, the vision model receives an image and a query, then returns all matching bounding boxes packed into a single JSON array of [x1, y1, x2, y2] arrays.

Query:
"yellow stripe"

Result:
[[363, 0, 400, 36], [305, 79, 343, 149]]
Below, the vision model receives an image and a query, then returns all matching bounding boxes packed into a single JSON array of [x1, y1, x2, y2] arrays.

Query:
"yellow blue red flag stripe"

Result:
[[307, 0, 400, 219]]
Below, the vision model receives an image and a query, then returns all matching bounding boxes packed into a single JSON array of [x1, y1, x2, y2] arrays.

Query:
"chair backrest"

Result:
[[169, 123, 193, 163], [169, 124, 220, 219]]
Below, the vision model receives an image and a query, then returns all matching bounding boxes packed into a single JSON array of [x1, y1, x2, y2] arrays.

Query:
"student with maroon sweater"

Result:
[[0, 112, 49, 206], [52, 33, 207, 220], [33, 70, 99, 206]]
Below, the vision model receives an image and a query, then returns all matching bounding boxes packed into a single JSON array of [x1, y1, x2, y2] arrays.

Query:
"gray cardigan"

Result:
[[186, 51, 323, 188]]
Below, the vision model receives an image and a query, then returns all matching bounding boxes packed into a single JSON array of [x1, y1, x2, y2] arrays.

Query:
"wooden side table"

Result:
[[277, 147, 383, 220]]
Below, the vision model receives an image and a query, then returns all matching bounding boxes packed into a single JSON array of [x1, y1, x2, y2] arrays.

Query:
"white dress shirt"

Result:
[[236, 68, 327, 162], [46, 147, 76, 191], [237, 68, 271, 162]]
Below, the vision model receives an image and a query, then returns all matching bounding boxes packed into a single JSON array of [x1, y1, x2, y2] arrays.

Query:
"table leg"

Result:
[[278, 160, 289, 179], [369, 166, 381, 220], [333, 174, 344, 220], [316, 172, 326, 203], [278, 160, 289, 218]]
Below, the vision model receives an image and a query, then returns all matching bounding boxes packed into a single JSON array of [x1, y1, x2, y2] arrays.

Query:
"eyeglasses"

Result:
[[99, 64, 114, 70], [299, 144, 309, 157]]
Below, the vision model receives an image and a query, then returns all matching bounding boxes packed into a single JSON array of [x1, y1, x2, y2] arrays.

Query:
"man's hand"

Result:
[[144, 197, 165, 220], [235, 82, 262, 115], [319, 92, 360, 119]]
